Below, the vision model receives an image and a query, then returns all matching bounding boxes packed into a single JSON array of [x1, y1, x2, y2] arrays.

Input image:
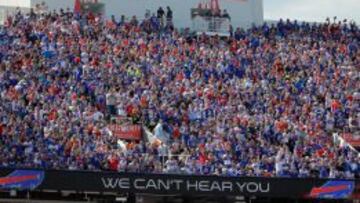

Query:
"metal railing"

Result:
[[141, 153, 191, 173], [192, 16, 231, 36]]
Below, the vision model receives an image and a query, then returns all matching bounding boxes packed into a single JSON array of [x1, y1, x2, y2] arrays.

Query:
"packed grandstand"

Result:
[[0, 8, 359, 180]]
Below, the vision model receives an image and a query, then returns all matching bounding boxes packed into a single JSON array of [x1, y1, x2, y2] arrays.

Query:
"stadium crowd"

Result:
[[0, 8, 359, 179]]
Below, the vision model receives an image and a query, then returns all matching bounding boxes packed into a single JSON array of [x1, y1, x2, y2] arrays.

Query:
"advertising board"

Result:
[[0, 169, 359, 199]]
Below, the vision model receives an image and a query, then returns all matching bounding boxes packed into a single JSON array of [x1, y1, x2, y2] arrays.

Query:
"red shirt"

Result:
[[74, 57, 81, 64], [198, 152, 208, 165], [48, 85, 59, 96], [140, 96, 148, 108], [108, 158, 119, 171], [331, 100, 341, 112], [275, 120, 288, 132], [176, 72, 184, 81], [126, 104, 134, 115], [48, 109, 58, 121], [316, 148, 326, 157], [172, 127, 180, 139]]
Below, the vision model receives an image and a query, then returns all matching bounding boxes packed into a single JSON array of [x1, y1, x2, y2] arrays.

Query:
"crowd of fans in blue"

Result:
[[0, 9, 359, 179]]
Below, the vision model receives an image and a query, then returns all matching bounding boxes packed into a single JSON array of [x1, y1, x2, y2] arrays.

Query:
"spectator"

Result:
[[0, 10, 358, 179], [166, 6, 173, 22], [222, 9, 230, 20], [157, 7, 165, 26]]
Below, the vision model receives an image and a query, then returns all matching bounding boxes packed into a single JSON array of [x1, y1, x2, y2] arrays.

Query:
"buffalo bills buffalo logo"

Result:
[[310, 181, 355, 199], [0, 170, 44, 190]]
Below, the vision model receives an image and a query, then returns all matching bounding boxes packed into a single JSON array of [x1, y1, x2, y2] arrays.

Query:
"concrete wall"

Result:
[[0, 0, 31, 8], [103, 0, 264, 29], [30, 0, 74, 11], [1, 0, 264, 29]]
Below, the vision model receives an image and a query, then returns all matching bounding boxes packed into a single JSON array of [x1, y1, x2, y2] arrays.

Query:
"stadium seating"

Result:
[[0, 10, 359, 179]]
